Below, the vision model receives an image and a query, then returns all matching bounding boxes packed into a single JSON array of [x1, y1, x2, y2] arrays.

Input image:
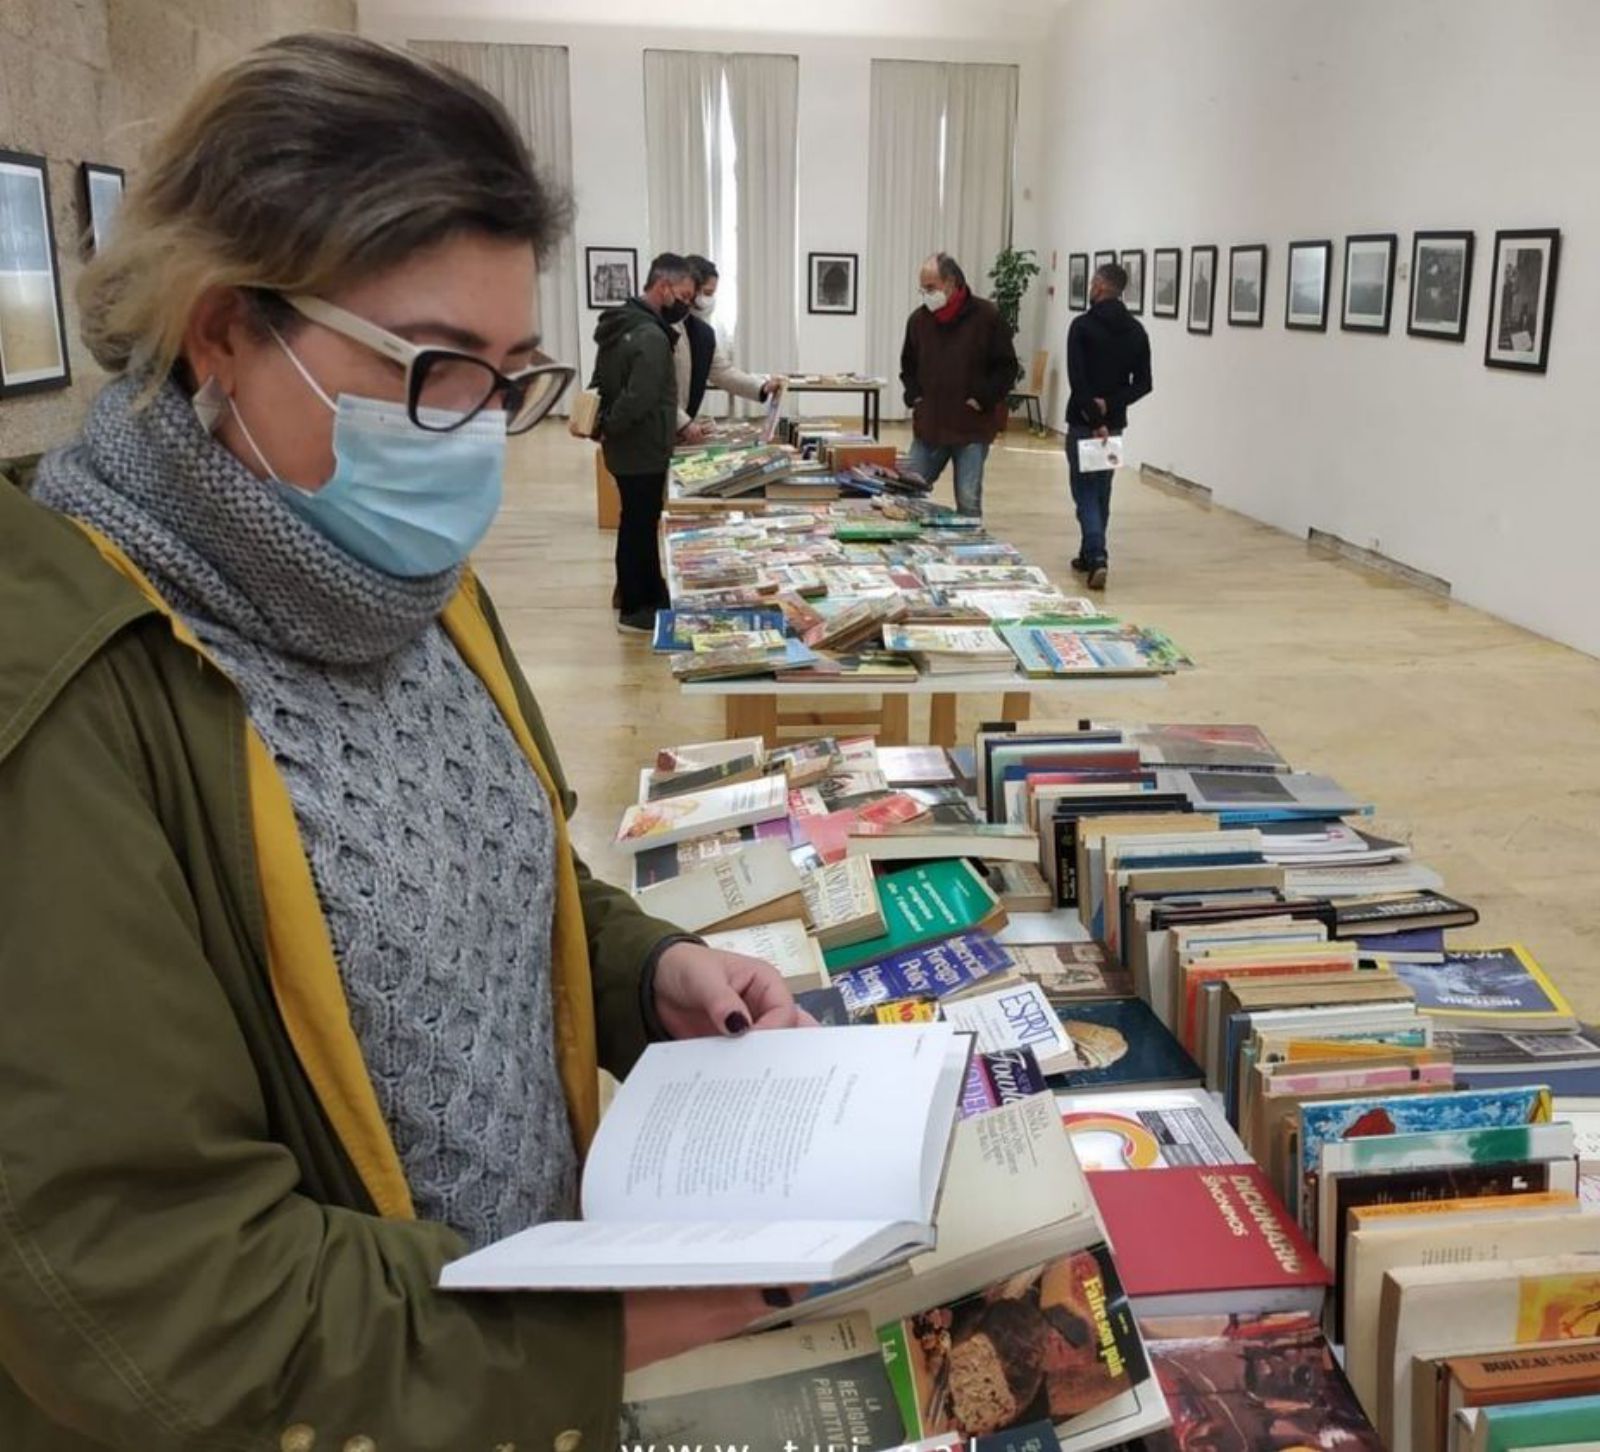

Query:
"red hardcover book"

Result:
[[1089, 1164, 1329, 1317]]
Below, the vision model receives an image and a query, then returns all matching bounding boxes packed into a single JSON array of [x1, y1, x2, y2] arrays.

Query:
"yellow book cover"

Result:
[[1349, 1189, 1578, 1227], [874, 999, 938, 1024], [1518, 1268, 1600, 1342]]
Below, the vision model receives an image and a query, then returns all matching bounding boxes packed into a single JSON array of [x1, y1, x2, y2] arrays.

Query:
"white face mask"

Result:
[[921, 289, 948, 312], [693, 294, 716, 318]]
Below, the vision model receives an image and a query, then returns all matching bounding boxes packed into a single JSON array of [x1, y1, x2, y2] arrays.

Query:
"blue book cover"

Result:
[[1383, 945, 1573, 1022], [651, 607, 785, 652], [1043, 996, 1203, 1091], [1352, 928, 1445, 954], [1297, 1085, 1552, 1182], [831, 933, 1014, 1011]]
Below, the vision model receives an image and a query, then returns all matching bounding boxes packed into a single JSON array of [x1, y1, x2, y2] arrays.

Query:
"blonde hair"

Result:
[[80, 31, 569, 382]]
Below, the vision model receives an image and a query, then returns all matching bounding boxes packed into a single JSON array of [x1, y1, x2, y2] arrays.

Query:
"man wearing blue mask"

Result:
[[592, 253, 696, 633]]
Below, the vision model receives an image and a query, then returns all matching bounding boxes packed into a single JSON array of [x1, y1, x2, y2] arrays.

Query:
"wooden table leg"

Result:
[[928, 693, 957, 749], [1001, 690, 1033, 724], [879, 694, 910, 746], [727, 695, 780, 747]]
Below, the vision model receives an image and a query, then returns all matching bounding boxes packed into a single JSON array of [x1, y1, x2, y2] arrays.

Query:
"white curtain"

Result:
[[410, 41, 580, 403], [942, 62, 1018, 307], [643, 49, 724, 261], [726, 52, 799, 386], [865, 60, 947, 421], [865, 60, 1019, 420]]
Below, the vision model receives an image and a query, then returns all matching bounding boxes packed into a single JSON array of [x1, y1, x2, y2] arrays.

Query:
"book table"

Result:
[[679, 671, 1165, 748], [782, 377, 885, 438]]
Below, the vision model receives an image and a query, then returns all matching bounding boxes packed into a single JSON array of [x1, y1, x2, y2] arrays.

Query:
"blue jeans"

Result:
[[908, 437, 990, 517], [1066, 425, 1114, 567]]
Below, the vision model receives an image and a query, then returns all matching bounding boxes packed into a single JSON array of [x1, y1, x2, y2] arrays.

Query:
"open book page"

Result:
[[440, 1218, 933, 1290], [582, 1024, 968, 1226]]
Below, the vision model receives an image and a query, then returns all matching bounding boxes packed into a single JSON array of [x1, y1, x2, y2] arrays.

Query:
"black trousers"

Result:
[[613, 470, 669, 615]]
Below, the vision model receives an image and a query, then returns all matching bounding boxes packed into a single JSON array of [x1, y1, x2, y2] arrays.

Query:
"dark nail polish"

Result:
[[762, 1287, 793, 1309], [725, 1011, 750, 1035]]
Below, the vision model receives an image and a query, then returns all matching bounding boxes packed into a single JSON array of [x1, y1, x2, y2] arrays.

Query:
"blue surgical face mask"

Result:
[[228, 330, 506, 578]]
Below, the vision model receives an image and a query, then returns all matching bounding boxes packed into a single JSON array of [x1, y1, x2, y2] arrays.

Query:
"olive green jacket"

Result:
[[0, 481, 683, 1450]]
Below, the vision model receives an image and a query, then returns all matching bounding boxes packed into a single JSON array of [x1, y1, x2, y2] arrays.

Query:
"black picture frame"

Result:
[[1227, 244, 1268, 327], [1285, 239, 1333, 331], [807, 252, 858, 315], [1092, 250, 1116, 276], [1484, 228, 1560, 373], [1407, 230, 1475, 343], [1151, 248, 1182, 318], [78, 161, 126, 256], [0, 148, 72, 397], [584, 246, 638, 310], [1067, 252, 1089, 311], [1119, 248, 1146, 315], [1341, 232, 1398, 333], [1187, 245, 1217, 335]]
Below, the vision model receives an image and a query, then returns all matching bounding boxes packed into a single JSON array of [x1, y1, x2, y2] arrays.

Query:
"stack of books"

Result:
[[652, 503, 1192, 683], [592, 716, 1600, 1452]]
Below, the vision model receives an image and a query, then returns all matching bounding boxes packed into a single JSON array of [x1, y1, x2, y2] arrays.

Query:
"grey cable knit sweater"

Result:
[[33, 376, 578, 1250]]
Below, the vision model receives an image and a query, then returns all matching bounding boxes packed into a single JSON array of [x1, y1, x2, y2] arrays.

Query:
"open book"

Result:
[[439, 1024, 973, 1290]]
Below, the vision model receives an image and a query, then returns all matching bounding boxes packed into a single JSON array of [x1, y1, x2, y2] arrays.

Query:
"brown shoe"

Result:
[[1087, 565, 1108, 590]]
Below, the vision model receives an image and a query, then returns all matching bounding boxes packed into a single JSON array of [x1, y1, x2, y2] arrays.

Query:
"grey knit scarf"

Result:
[[33, 375, 578, 1248]]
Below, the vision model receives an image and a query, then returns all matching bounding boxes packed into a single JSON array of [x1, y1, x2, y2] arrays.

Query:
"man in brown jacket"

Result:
[[899, 252, 1019, 516]]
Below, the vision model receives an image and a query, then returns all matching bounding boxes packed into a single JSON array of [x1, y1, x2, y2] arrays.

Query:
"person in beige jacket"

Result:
[[671, 254, 777, 443]]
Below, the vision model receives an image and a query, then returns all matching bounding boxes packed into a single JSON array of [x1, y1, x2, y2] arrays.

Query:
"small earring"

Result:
[[191, 375, 228, 435]]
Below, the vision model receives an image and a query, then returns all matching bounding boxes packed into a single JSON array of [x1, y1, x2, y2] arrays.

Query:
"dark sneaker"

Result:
[[1087, 565, 1108, 590], [1070, 556, 1088, 575], [616, 609, 656, 636]]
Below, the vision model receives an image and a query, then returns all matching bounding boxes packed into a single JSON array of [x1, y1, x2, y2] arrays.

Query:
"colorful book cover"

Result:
[[1479, 1392, 1600, 1450], [1517, 1268, 1600, 1342], [1383, 944, 1575, 1025], [652, 607, 786, 652], [1059, 1092, 1249, 1172], [1045, 997, 1204, 1092], [820, 859, 1002, 972], [878, 1246, 1147, 1439], [1127, 723, 1290, 773], [631, 818, 796, 890], [619, 1330, 905, 1448], [960, 1047, 1050, 1118], [1134, 1312, 1383, 1451], [831, 932, 1015, 1011], [1298, 1085, 1554, 1182]]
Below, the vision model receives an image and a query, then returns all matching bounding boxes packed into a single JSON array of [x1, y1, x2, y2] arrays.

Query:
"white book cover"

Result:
[[439, 1024, 972, 1290], [1075, 434, 1126, 471], [703, 918, 825, 986], [941, 980, 1076, 1073], [635, 841, 805, 934], [1055, 1087, 1250, 1171], [615, 775, 789, 854]]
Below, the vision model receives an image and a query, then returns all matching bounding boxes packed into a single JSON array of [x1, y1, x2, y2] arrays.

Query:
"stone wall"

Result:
[[0, 0, 357, 458]]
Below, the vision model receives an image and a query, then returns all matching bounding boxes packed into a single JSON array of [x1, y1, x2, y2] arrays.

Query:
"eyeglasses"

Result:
[[283, 294, 575, 435]]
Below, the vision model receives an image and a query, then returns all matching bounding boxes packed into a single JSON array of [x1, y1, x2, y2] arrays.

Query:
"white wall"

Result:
[[360, 3, 1049, 403], [1036, 0, 1600, 657]]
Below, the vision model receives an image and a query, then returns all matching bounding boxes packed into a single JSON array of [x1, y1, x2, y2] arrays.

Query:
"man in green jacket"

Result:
[[592, 253, 697, 634]]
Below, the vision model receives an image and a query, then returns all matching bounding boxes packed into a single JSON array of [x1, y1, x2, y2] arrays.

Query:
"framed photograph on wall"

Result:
[[1228, 244, 1268, 327], [0, 149, 72, 396], [78, 162, 126, 255], [1093, 250, 1116, 277], [1407, 230, 1474, 342], [1119, 248, 1146, 314], [1341, 233, 1397, 333], [1151, 248, 1181, 318], [1067, 252, 1089, 311], [585, 246, 637, 310], [1484, 228, 1559, 372], [1187, 245, 1217, 335], [807, 252, 858, 315], [1285, 239, 1332, 331]]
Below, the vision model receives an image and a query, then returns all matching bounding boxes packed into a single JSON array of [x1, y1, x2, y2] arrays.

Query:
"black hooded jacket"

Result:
[[1065, 297, 1152, 430]]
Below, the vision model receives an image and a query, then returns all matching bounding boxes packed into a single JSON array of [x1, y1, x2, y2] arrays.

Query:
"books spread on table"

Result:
[[438, 1024, 972, 1289], [600, 717, 1592, 1452]]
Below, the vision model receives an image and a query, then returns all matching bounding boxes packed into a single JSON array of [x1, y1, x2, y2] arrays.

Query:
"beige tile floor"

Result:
[[477, 421, 1600, 1021]]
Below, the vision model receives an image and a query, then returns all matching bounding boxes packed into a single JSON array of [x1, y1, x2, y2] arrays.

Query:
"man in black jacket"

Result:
[[1065, 261, 1152, 589], [591, 252, 696, 633]]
